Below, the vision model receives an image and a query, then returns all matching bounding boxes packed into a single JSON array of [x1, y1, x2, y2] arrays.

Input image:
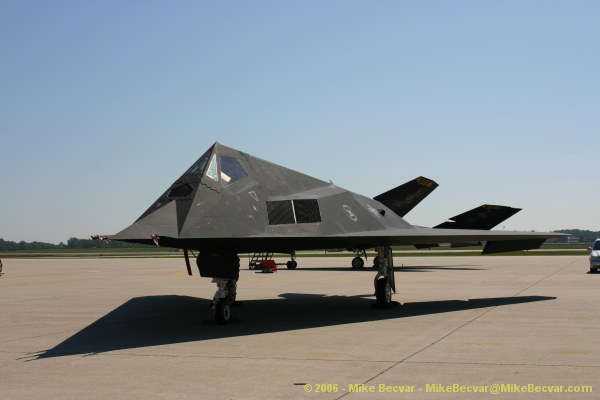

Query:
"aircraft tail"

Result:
[[415, 204, 521, 249], [434, 204, 521, 230], [374, 176, 438, 218]]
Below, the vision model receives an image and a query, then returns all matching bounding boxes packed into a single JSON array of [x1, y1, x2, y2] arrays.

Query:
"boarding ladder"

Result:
[[248, 252, 274, 270]]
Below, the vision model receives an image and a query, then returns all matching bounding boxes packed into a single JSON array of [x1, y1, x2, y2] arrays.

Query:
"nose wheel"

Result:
[[214, 299, 233, 324], [211, 278, 237, 324]]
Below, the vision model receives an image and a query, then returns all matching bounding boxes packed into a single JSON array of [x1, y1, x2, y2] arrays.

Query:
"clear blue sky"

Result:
[[1, 0, 598, 243]]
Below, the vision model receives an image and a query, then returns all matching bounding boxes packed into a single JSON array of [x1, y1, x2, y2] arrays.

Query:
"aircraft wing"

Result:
[[327, 226, 554, 254], [111, 224, 560, 255]]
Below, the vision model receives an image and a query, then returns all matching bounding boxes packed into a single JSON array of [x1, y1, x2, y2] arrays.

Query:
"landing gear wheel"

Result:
[[286, 260, 298, 269], [351, 257, 365, 269], [375, 277, 392, 306], [372, 256, 380, 269], [214, 300, 233, 324]]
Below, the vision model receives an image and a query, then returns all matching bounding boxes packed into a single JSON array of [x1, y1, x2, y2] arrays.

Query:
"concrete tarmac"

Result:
[[0, 256, 597, 399]]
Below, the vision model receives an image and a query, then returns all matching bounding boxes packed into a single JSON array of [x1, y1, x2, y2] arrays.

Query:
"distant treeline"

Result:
[[0, 237, 153, 251], [551, 229, 600, 243]]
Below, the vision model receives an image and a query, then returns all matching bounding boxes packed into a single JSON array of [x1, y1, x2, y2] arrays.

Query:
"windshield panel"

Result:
[[205, 154, 219, 181], [220, 156, 247, 186], [189, 149, 211, 175]]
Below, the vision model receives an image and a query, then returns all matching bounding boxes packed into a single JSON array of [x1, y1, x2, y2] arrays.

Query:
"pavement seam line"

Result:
[[512, 257, 580, 297], [68, 351, 600, 368], [0, 329, 78, 344], [404, 360, 599, 368], [79, 352, 397, 363], [335, 257, 580, 399], [334, 303, 498, 399]]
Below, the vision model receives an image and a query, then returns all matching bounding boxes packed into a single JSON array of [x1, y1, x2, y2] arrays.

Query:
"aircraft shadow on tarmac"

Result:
[[32, 293, 555, 360]]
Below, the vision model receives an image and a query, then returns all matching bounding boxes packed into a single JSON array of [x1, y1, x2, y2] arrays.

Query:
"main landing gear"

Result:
[[195, 247, 397, 324], [351, 250, 382, 270], [374, 246, 396, 307], [351, 249, 368, 269]]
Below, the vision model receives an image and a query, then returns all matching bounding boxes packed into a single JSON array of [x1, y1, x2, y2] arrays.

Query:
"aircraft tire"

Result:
[[351, 257, 365, 269], [286, 260, 298, 269], [214, 300, 233, 324], [375, 277, 392, 305]]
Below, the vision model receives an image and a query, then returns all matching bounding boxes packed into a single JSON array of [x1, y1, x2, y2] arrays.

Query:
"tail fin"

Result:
[[415, 204, 521, 250], [374, 176, 438, 217], [435, 204, 521, 230]]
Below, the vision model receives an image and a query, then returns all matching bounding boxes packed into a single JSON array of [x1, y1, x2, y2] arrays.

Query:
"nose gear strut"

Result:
[[211, 278, 237, 324]]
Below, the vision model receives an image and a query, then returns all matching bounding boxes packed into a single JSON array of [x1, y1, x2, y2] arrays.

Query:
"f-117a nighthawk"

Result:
[[105, 142, 562, 323]]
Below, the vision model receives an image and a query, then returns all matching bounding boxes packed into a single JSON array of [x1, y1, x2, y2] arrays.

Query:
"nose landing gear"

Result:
[[211, 278, 237, 324], [196, 251, 240, 324]]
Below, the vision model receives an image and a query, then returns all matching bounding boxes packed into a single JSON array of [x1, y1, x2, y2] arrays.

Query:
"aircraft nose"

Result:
[[112, 199, 181, 242]]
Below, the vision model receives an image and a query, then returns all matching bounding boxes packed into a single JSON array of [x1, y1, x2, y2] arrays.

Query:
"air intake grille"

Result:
[[294, 199, 321, 223], [267, 200, 295, 225], [267, 199, 321, 225], [167, 183, 194, 199]]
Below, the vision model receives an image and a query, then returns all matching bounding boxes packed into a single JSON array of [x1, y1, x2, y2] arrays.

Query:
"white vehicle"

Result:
[[589, 239, 600, 273]]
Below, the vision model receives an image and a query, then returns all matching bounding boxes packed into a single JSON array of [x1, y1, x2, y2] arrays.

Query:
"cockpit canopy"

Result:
[[187, 148, 248, 188]]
